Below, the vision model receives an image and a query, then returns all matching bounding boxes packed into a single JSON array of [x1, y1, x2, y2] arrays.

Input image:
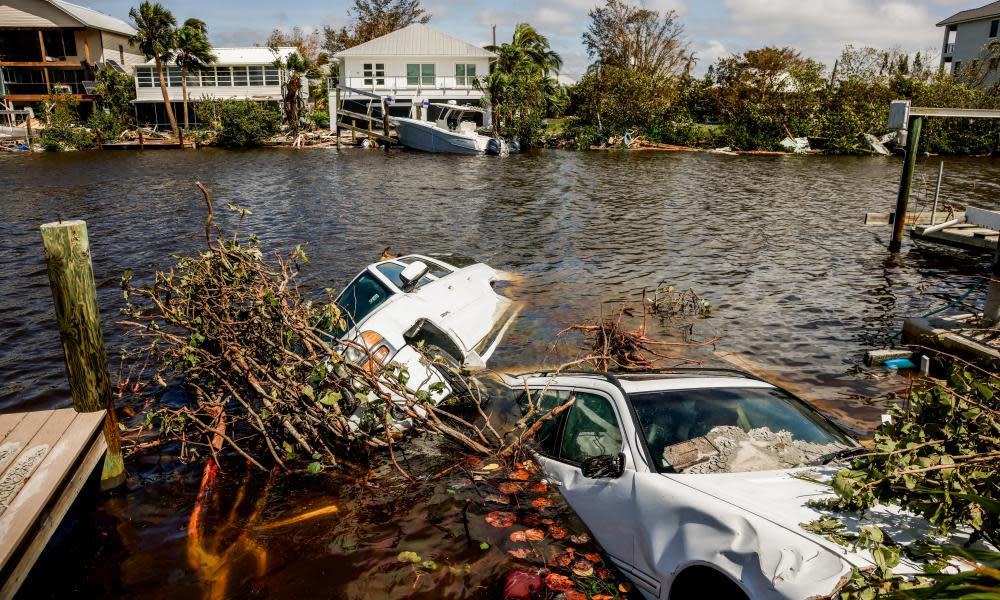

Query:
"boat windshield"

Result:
[[334, 271, 394, 336], [629, 386, 855, 474]]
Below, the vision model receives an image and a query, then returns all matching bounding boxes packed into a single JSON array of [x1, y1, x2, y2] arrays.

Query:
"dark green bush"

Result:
[[39, 93, 94, 151], [200, 99, 281, 147]]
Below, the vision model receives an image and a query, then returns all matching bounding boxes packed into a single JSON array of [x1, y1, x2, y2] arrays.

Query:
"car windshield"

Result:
[[376, 262, 437, 289], [334, 271, 394, 336], [629, 386, 855, 474]]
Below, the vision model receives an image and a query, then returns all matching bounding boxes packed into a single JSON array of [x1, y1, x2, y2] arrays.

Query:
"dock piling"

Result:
[[382, 99, 390, 151], [931, 161, 944, 225], [40, 220, 125, 489], [889, 115, 923, 252], [335, 88, 341, 149]]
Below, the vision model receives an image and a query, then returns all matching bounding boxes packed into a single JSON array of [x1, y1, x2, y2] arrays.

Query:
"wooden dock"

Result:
[[0, 407, 107, 598], [910, 206, 1000, 253]]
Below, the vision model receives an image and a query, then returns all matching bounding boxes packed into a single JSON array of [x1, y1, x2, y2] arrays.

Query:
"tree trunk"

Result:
[[181, 64, 190, 130], [154, 54, 179, 137]]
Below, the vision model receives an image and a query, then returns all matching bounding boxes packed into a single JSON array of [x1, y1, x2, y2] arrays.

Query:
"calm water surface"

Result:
[[2, 148, 998, 598]]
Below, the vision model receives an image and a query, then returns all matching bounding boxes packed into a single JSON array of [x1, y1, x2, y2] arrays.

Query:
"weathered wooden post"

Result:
[[138, 127, 145, 150], [335, 87, 341, 149], [382, 98, 390, 151], [178, 127, 184, 149], [24, 112, 33, 152], [40, 220, 125, 489], [984, 239, 1000, 325], [889, 115, 923, 252], [930, 161, 944, 225]]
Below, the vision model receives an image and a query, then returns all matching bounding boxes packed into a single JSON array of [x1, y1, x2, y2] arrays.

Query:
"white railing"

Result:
[[945, 43, 955, 55], [342, 75, 481, 94]]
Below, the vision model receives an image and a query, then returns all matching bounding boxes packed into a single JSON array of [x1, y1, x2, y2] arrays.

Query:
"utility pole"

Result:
[[492, 25, 496, 47]]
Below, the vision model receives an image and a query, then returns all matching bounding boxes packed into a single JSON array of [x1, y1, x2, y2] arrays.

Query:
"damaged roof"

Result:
[[334, 24, 495, 58], [49, 0, 136, 36], [937, 0, 1000, 26]]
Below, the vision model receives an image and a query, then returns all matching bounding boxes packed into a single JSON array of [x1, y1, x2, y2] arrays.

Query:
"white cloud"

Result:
[[694, 39, 727, 69], [641, 0, 687, 16], [721, 0, 941, 66]]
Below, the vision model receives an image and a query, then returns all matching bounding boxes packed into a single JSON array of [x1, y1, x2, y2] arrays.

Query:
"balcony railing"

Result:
[[2, 81, 88, 96], [341, 75, 482, 95], [944, 43, 955, 55]]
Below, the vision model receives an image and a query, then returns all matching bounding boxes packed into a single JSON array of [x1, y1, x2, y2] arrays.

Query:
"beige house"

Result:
[[0, 0, 143, 109]]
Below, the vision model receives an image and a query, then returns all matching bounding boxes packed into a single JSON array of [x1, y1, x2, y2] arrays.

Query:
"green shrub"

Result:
[[569, 65, 675, 135], [308, 110, 330, 129], [199, 99, 281, 147], [87, 64, 135, 141], [38, 92, 94, 151]]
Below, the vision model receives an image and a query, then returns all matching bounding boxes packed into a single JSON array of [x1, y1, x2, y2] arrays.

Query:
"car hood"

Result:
[[661, 466, 943, 570]]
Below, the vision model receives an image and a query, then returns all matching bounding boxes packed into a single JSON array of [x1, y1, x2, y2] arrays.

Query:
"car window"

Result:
[[517, 389, 572, 456], [559, 392, 623, 465], [629, 387, 855, 473], [335, 271, 393, 334], [376, 262, 436, 289]]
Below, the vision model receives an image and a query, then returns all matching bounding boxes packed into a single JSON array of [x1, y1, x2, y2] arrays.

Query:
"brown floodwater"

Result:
[[2, 147, 999, 598]]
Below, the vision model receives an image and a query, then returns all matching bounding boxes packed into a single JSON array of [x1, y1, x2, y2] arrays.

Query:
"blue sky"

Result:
[[85, 0, 973, 80]]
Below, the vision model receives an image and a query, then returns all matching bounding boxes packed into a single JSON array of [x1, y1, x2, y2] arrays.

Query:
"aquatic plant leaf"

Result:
[[479, 542, 490, 550], [530, 497, 552, 510], [510, 530, 527, 542], [508, 548, 531, 559], [509, 469, 530, 481], [307, 461, 322, 474], [485, 511, 516, 527], [397, 551, 421, 564], [524, 528, 545, 541], [572, 560, 594, 577], [498, 482, 523, 494]]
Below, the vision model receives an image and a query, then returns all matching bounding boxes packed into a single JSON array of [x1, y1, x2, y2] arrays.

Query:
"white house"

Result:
[[133, 46, 298, 129], [938, 0, 1000, 84], [331, 23, 495, 122]]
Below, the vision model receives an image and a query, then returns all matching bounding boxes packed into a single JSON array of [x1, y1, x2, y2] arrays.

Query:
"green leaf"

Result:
[[301, 384, 315, 400], [479, 542, 490, 550], [397, 551, 421, 564], [307, 461, 322, 475], [319, 391, 342, 406]]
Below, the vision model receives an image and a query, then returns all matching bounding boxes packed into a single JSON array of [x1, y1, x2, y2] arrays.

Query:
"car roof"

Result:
[[618, 377, 774, 394]]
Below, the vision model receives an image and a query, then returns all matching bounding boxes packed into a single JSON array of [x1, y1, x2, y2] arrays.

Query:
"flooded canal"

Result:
[[2, 148, 999, 597]]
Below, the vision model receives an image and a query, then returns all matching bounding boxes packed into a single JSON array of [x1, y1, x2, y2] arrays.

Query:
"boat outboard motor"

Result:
[[508, 140, 521, 154], [486, 138, 503, 156]]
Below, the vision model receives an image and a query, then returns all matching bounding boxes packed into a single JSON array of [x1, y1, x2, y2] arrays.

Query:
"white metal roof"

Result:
[[145, 46, 298, 67], [937, 0, 1000, 26], [49, 0, 135, 36], [334, 24, 495, 59]]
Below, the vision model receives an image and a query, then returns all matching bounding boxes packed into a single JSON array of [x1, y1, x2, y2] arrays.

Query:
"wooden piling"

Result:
[[138, 127, 145, 150], [889, 115, 923, 252], [335, 88, 341, 149], [178, 127, 184, 149], [985, 238, 1000, 325], [40, 220, 125, 489], [382, 99, 390, 151], [24, 116, 33, 152]]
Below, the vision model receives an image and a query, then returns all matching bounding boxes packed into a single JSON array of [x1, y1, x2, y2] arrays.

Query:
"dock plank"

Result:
[[0, 410, 54, 460], [0, 409, 106, 599], [0, 413, 27, 445]]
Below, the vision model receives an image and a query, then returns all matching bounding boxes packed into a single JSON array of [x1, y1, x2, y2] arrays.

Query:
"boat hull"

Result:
[[393, 118, 488, 155]]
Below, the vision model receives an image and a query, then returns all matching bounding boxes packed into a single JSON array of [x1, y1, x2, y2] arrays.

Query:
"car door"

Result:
[[528, 385, 639, 570]]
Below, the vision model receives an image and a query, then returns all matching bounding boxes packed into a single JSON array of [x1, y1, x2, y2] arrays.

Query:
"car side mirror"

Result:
[[581, 453, 625, 479], [399, 261, 429, 291]]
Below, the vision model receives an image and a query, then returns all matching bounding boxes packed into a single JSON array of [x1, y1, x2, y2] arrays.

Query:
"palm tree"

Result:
[[486, 23, 562, 76], [272, 51, 321, 134], [175, 18, 216, 130], [129, 1, 179, 137]]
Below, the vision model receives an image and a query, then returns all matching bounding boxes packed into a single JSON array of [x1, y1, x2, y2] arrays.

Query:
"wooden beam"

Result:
[[83, 34, 91, 65], [36, 30, 46, 62], [0, 61, 85, 68]]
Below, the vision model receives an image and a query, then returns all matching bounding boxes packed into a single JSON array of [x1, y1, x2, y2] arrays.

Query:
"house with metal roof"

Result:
[[133, 46, 301, 129], [331, 23, 495, 121], [937, 0, 1000, 84], [0, 0, 144, 110]]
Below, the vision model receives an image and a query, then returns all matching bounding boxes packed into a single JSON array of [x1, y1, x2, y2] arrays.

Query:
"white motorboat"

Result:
[[392, 103, 492, 155]]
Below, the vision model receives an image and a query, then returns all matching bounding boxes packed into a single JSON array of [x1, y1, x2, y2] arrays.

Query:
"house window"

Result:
[[248, 66, 264, 86], [135, 66, 155, 87], [215, 67, 232, 86], [41, 30, 76, 59], [185, 69, 200, 87], [199, 68, 215, 86], [955, 61, 962, 74], [232, 66, 249, 86], [363, 63, 385, 86], [407, 63, 435, 86], [992, 19, 999, 38], [119, 45, 124, 64], [263, 66, 280, 86], [167, 66, 183, 87], [455, 63, 477, 86]]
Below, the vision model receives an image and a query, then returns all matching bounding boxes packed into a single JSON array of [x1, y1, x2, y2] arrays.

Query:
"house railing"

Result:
[[340, 75, 483, 95], [945, 43, 955, 55]]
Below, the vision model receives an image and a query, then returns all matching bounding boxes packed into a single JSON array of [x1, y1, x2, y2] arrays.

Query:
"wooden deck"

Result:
[[911, 223, 999, 252], [0, 407, 107, 599]]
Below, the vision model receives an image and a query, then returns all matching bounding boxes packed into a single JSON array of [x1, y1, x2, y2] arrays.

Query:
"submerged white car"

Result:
[[498, 369, 887, 600], [333, 253, 518, 402]]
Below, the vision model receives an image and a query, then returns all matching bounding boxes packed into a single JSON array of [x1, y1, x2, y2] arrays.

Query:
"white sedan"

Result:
[[498, 369, 886, 600], [332, 253, 518, 402]]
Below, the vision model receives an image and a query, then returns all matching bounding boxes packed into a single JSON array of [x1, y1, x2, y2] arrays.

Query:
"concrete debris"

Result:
[[779, 136, 810, 154]]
